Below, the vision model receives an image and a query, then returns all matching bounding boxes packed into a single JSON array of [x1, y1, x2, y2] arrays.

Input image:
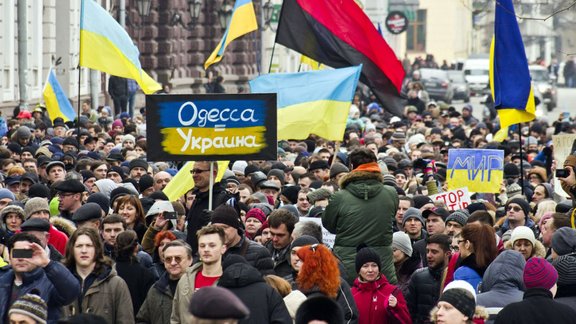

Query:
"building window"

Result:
[[407, 9, 426, 52]]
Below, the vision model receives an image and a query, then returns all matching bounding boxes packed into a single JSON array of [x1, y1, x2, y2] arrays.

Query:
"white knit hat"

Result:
[[443, 280, 477, 301], [510, 226, 536, 246]]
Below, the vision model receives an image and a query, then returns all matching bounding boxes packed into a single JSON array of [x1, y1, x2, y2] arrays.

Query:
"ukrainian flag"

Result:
[[204, 0, 258, 70], [163, 161, 229, 201], [250, 65, 362, 141], [80, 0, 161, 94], [42, 68, 76, 122], [490, 0, 535, 141]]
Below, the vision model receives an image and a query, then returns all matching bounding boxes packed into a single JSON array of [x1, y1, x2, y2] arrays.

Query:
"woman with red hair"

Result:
[[296, 243, 359, 322]]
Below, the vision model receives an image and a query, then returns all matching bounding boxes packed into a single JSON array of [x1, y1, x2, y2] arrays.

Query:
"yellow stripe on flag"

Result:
[[163, 161, 229, 201]]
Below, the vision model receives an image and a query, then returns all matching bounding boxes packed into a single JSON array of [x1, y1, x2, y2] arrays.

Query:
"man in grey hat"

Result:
[[21, 218, 63, 262], [46, 161, 66, 185]]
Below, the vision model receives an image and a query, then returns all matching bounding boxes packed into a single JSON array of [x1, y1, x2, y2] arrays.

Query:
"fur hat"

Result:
[[24, 197, 50, 219], [1, 205, 26, 222], [306, 188, 332, 205], [295, 296, 344, 324]]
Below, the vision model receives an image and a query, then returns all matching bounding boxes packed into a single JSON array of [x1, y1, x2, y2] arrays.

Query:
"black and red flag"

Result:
[[275, 0, 406, 116]]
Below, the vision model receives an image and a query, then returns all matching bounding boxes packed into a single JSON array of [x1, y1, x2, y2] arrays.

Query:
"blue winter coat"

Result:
[[0, 261, 81, 323]]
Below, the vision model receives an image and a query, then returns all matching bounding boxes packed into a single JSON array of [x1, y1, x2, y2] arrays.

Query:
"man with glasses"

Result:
[[54, 179, 85, 220], [137, 240, 193, 324], [172, 225, 226, 324], [185, 161, 229, 255], [497, 197, 538, 238]]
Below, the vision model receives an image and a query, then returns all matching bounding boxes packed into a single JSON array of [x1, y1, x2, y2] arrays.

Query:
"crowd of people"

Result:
[[2, 68, 576, 324]]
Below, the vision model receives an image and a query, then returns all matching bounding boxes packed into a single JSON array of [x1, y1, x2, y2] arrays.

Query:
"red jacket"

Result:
[[48, 225, 68, 255], [352, 275, 412, 324]]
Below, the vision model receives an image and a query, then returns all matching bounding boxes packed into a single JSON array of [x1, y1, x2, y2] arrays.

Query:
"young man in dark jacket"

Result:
[[406, 234, 451, 324], [0, 232, 80, 322], [210, 205, 274, 275], [495, 257, 576, 324]]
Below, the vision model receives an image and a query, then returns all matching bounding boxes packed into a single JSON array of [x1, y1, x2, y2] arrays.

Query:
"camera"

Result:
[[556, 168, 569, 178]]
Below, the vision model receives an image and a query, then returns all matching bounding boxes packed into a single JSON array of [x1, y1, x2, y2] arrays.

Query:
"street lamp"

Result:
[[136, 0, 152, 17], [217, 0, 233, 31], [262, 0, 276, 31], [170, 0, 203, 30]]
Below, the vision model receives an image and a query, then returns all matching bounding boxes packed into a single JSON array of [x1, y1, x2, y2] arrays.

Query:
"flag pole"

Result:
[[77, 0, 84, 149], [518, 124, 524, 196], [267, 42, 276, 73], [208, 162, 214, 211]]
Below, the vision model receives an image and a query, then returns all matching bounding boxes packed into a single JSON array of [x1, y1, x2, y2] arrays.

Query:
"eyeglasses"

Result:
[[57, 192, 75, 198], [190, 169, 209, 174], [164, 256, 183, 263], [507, 206, 522, 212]]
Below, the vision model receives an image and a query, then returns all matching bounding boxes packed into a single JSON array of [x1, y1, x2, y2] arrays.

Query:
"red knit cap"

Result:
[[245, 208, 266, 224], [523, 257, 558, 290]]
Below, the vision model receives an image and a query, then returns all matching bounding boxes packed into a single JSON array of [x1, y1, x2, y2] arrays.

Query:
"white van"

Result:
[[463, 56, 490, 95]]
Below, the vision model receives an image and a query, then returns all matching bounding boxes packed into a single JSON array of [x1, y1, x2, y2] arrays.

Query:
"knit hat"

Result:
[[112, 119, 123, 128], [466, 202, 486, 215], [510, 226, 536, 247], [93, 179, 118, 197], [80, 170, 96, 183], [523, 257, 558, 290], [1, 205, 26, 222], [552, 227, 576, 256], [330, 162, 349, 179], [382, 174, 397, 187], [292, 235, 320, 249], [281, 186, 301, 204], [210, 205, 242, 230], [86, 193, 111, 216], [391, 132, 406, 141], [129, 159, 148, 171], [306, 188, 332, 205], [24, 197, 50, 219], [189, 287, 249, 320], [110, 187, 132, 206], [245, 208, 266, 224], [122, 134, 135, 145], [231, 160, 248, 175], [355, 246, 381, 273], [505, 197, 531, 218], [438, 287, 476, 319], [308, 160, 329, 172], [392, 231, 413, 257], [8, 293, 47, 324], [15, 126, 32, 139], [27, 184, 50, 199], [446, 210, 469, 227], [138, 174, 154, 193], [267, 169, 286, 185], [504, 163, 520, 177], [402, 207, 424, 227], [506, 183, 523, 198], [251, 203, 274, 217], [552, 254, 576, 286], [413, 195, 434, 209], [0, 188, 16, 201]]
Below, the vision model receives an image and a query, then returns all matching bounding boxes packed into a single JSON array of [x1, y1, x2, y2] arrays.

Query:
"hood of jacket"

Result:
[[481, 250, 525, 292], [338, 170, 384, 200], [218, 262, 263, 288], [352, 274, 390, 292]]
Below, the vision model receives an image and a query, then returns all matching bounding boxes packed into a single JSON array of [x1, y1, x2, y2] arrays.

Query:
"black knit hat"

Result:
[[292, 235, 319, 249], [438, 288, 476, 319], [211, 205, 242, 230], [281, 185, 301, 204], [355, 246, 381, 274], [505, 197, 531, 218]]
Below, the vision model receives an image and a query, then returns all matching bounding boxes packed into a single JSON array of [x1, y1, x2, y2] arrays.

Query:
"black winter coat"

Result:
[[495, 288, 576, 324], [225, 233, 274, 275], [115, 258, 156, 317], [405, 266, 444, 324], [185, 183, 229, 254], [218, 262, 292, 324]]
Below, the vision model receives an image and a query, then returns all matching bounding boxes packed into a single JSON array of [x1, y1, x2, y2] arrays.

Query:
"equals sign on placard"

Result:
[[214, 124, 225, 132]]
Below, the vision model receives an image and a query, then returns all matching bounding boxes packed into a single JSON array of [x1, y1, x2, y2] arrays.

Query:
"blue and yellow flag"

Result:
[[80, 0, 161, 94], [163, 161, 229, 201], [204, 0, 258, 70], [250, 65, 362, 141], [42, 68, 77, 122], [490, 0, 535, 141]]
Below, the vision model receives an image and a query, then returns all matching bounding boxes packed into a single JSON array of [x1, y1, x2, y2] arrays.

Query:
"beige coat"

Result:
[[170, 263, 206, 324]]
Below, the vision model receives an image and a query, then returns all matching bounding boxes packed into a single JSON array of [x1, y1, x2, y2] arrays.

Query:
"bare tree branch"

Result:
[[495, 0, 576, 21]]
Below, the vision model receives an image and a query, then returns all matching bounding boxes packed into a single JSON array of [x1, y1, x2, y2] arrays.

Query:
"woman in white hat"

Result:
[[505, 225, 546, 260]]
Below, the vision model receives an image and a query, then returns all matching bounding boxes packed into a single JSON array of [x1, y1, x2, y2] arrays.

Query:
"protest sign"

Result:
[[430, 187, 471, 211], [146, 94, 277, 161], [299, 217, 335, 248], [447, 149, 504, 193], [552, 134, 576, 197]]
